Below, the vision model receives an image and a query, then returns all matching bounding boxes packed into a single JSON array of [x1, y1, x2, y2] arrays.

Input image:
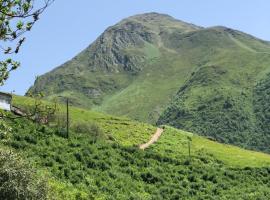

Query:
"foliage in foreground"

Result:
[[0, 147, 47, 200], [0, 0, 54, 85]]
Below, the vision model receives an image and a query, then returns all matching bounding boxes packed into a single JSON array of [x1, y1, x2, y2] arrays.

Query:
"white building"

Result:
[[0, 92, 12, 111]]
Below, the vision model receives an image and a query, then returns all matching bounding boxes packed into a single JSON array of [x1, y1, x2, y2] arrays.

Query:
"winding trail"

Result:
[[139, 128, 164, 150]]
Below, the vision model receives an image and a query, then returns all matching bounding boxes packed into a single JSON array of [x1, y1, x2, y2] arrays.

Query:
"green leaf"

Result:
[[16, 21, 24, 30]]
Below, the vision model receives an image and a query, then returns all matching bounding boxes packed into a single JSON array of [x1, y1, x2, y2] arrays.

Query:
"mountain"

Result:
[[27, 13, 270, 153], [27, 12, 202, 121]]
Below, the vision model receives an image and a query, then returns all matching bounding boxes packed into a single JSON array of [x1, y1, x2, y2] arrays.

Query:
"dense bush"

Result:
[[0, 148, 48, 200], [72, 121, 105, 142], [1, 117, 270, 199], [158, 68, 270, 153]]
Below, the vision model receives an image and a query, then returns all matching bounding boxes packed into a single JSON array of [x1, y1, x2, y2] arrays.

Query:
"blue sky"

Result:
[[1, 0, 270, 95]]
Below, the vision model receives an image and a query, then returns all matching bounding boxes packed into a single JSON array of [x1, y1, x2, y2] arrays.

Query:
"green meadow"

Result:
[[0, 95, 269, 199]]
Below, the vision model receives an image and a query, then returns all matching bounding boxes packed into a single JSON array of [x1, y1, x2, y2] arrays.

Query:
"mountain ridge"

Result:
[[27, 12, 270, 153]]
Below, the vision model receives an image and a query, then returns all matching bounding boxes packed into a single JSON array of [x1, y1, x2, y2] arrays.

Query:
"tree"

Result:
[[0, 0, 54, 85]]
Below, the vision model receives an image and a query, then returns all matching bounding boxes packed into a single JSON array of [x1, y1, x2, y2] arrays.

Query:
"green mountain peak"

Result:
[[28, 13, 270, 153]]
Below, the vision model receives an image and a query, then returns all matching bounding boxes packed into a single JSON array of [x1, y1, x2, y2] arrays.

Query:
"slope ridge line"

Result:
[[228, 33, 270, 54]]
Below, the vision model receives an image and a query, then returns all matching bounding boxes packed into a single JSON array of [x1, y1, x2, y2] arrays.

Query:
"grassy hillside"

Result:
[[13, 95, 156, 146], [27, 12, 201, 119], [157, 28, 270, 153], [13, 96, 270, 168], [1, 95, 270, 199], [27, 13, 270, 153], [152, 126, 270, 168], [157, 47, 270, 153]]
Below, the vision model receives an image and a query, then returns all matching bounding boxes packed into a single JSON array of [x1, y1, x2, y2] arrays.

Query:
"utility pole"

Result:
[[188, 140, 191, 159], [66, 98, 69, 139], [187, 136, 192, 160]]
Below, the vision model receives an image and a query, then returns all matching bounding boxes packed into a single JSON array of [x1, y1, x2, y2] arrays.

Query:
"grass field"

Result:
[[13, 95, 270, 168], [151, 126, 270, 168], [13, 95, 156, 146]]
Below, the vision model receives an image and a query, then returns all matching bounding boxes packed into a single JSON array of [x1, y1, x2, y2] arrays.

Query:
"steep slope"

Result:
[[1, 95, 270, 199], [157, 28, 270, 153], [12, 95, 270, 167], [152, 126, 270, 168], [28, 13, 270, 152], [27, 13, 200, 115], [13, 95, 270, 167]]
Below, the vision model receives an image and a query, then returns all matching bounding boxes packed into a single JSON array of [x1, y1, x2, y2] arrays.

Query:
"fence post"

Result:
[[66, 98, 69, 139], [187, 136, 192, 160]]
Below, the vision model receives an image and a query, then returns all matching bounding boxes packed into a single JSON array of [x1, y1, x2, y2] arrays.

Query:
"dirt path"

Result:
[[139, 128, 164, 150]]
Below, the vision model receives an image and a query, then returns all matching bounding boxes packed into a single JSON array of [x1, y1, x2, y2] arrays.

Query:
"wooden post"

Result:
[[188, 140, 191, 159], [66, 98, 69, 139], [187, 136, 192, 160]]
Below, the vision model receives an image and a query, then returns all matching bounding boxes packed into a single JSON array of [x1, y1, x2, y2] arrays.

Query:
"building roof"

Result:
[[0, 91, 12, 98]]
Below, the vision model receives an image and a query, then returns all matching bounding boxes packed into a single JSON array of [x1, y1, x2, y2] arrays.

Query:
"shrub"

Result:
[[0, 148, 48, 200], [0, 121, 12, 140], [72, 122, 105, 142], [141, 171, 160, 184], [55, 127, 67, 138]]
